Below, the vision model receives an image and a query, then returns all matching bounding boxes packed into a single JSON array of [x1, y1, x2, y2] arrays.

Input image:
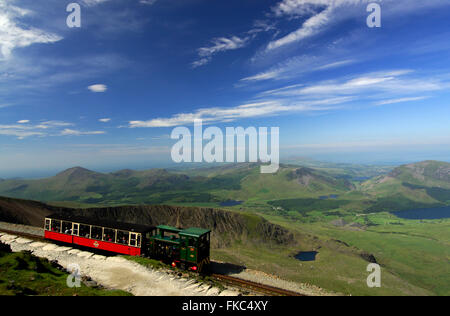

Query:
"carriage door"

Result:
[[72, 223, 79, 236], [130, 232, 139, 247]]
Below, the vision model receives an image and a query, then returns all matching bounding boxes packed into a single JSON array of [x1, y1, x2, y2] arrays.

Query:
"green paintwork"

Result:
[[156, 225, 181, 233], [180, 227, 211, 238]]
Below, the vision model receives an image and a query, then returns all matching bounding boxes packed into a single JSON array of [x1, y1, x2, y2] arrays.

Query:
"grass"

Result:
[[121, 255, 167, 270], [0, 246, 131, 296]]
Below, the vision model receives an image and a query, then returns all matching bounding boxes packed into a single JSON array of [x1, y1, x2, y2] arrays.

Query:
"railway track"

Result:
[[0, 227, 44, 241], [211, 273, 305, 296], [1, 225, 306, 297]]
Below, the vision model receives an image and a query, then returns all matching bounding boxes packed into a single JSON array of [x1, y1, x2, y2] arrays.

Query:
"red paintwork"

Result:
[[44, 231, 141, 256], [45, 230, 73, 243]]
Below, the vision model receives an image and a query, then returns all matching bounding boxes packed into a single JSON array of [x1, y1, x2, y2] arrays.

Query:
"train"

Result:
[[44, 213, 211, 272]]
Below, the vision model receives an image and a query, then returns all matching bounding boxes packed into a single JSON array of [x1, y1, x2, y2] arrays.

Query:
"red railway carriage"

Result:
[[44, 214, 156, 256]]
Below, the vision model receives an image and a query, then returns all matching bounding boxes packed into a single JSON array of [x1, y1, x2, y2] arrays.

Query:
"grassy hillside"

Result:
[[0, 242, 130, 296]]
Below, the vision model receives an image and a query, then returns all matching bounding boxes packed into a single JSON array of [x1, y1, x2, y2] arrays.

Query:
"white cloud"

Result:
[[268, 0, 450, 51], [80, 0, 110, 7], [0, 1, 62, 59], [129, 97, 353, 128], [263, 70, 444, 97], [139, 0, 158, 5], [268, 6, 332, 50], [240, 56, 357, 83], [241, 71, 281, 82], [88, 84, 108, 93], [192, 36, 248, 68], [0, 120, 103, 139], [376, 96, 430, 106], [0, 123, 45, 139], [315, 59, 355, 71], [35, 121, 74, 129], [61, 129, 106, 136], [99, 118, 111, 123]]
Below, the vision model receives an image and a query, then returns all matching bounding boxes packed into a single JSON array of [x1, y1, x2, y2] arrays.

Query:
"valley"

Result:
[[0, 159, 449, 295]]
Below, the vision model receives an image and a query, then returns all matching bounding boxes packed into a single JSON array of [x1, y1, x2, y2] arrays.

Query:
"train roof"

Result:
[[156, 225, 210, 237], [180, 227, 211, 238], [46, 213, 155, 233]]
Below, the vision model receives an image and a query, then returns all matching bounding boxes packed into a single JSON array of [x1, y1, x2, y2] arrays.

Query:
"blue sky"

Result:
[[1, 0, 450, 177]]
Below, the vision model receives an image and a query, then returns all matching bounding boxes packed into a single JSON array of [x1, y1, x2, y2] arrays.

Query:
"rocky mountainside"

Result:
[[388, 161, 450, 186], [288, 167, 354, 190], [0, 196, 295, 248]]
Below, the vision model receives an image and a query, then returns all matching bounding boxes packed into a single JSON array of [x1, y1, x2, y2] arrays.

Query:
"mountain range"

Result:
[[0, 160, 448, 213]]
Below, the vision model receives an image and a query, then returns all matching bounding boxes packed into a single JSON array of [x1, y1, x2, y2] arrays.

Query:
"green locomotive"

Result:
[[148, 225, 211, 272]]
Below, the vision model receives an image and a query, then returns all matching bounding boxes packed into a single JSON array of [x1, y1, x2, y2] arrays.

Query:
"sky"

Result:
[[1, 0, 450, 177]]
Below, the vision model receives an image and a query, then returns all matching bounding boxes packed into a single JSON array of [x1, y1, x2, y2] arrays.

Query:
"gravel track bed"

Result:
[[227, 268, 337, 296]]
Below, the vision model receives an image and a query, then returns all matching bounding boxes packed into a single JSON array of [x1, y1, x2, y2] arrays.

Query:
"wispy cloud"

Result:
[[129, 97, 353, 128], [375, 96, 430, 106], [261, 70, 446, 98], [241, 70, 281, 82], [80, 0, 110, 7], [99, 118, 111, 123], [129, 68, 446, 129], [192, 36, 249, 68], [240, 56, 357, 82], [0, 1, 62, 59], [268, 5, 333, 51], [61, 129, 106, 136], [139, 0, 158, 5], [0, 120, 105, 139]]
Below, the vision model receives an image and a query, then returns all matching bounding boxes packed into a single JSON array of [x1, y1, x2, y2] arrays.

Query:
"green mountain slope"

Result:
[[0, 164, 356, 207], [361, 161, 450, 212]]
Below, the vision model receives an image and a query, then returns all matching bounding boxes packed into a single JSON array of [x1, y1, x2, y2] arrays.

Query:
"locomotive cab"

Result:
[[179, 228, 211, 272]]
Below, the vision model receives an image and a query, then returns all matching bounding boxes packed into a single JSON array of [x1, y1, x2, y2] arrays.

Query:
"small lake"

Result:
[[294, 251, 318, 262], [392, 206, 450, 220], [319, 195, 339, 200], [219, 200, 243, 207]]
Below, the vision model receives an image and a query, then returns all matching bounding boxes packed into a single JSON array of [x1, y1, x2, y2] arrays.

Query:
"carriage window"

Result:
[[104, 228, 116, 243], [51, 220, 61, 232], [72, 223, 79, 236], [62, 221, 73, 234], [80, 224, 91, 238], [137, 234, 141, 247], [91, 226, 103, 240], [45, 219, 51, 231], [117, 230, 129, 245]]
